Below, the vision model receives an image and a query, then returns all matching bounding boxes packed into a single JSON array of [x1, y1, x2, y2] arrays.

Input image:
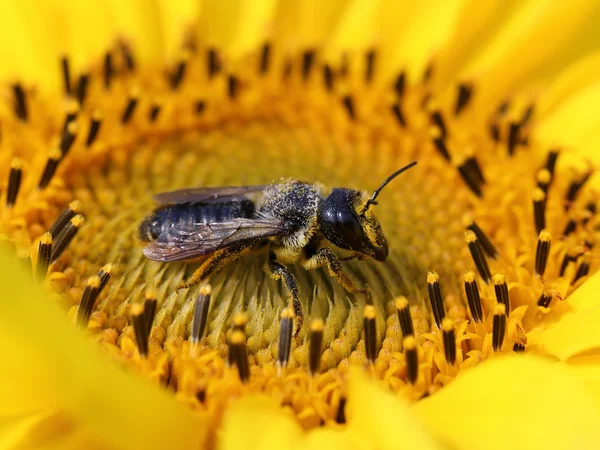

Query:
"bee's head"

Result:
[[138, 214, 162, 242], [319, 162, 417, 262]]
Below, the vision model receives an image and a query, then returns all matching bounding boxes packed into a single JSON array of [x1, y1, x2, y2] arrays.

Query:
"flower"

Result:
[[1, 0, 600, 449]]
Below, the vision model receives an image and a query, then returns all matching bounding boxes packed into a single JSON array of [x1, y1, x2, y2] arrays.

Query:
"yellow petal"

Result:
[[347, 369, 442, 450], [416, 355, 600, 450], [0, 250, 205, 450]]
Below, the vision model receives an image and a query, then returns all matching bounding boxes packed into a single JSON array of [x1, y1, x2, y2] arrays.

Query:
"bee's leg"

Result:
[[177, 243, 254, 290], [268, 251, 303, 336], [302, 247, 372, 304]]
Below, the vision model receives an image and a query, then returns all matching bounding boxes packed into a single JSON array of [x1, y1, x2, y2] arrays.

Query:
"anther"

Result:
[[75, 74, 89, 106], [533, 188, 546, 235], [572, 261, 590, 284], [465, 230, 492, 283], [392, 103, 407, 128], [149, 103, 161, 123], [170, 56, 188, 90], [207, 48, 221, 78], [143, 289, 157, 336], [544, 150, 559, 179], [536, 169, 551, 194], [507, 122, 520, 155], [463, 271, 483, 323], [466, 220, 498, 259], [12, 84, 28, 121], [493, 274, 510, 315], [35, 232, 52, 282], [342, 95, 355, 120], [565, 171, 592, 211], [458, 161, 483, 198], [132, 303, 150, 358], [104, 52, 114, 89], [277, 307, 295, 370], [76, 275, 101, 329], [492, 304, 506, 351], [228, 75, 238, 100], [455, 83, 473, 116], [395, 296, 414, 337], [120, 42, 135, 71], [51, 215, 84, 262], [120, 91, 139, 124], [394, 72, 406, 97], [520, 104, 535, 127], [195, 100, 206, 115], [403, 336, 418, 384], [513, 343, 526, 353], [62, 101, 79, 135], [59, 122, 78, 157], [559, 251, 580, 277], [365, 49, 376, 84], [430, 110, 447, 138], [6, 158, 23, 208], [336, 397, 347, 424], [301, 49, 315, 81], [363, 305, 377, 364], [38, 148, 62, 189], [190, 285, 212, 345], [86, 110, 102, 147], [259, 42, 271, 74], [535, 230, 551, 276], [537, 290, 553, 308], [582, 202, 597, 226], [323, 64, 335, 91], [441, 317, 456, 365], [430, 127, 450, 161], [61, 56, 71, 95], [309, 319, 324, 376], [489, 122, 500, 142], [229, 330, 250, 383], [465, 156, 485, 185], [427, 271, 446, 328], [562, 219, 577, 237]]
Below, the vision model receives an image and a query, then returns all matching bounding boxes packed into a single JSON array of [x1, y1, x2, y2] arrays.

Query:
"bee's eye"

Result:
[[336, 209, 364, 248]]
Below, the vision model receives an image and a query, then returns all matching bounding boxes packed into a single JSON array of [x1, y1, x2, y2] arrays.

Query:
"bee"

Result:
[[139, 161, 417, 334]]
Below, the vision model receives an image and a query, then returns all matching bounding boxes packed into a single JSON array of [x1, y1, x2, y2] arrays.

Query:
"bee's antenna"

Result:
[[362, 161, 418, 214]]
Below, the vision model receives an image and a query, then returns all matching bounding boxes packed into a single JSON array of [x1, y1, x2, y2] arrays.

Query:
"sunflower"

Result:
[[2, 0, 600, 449]]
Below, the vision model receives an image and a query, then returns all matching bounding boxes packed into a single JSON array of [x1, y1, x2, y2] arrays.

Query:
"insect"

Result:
[[139, 161, 417, 334]]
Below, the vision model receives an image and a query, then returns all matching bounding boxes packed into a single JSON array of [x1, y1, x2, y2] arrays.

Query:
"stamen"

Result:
[[395, 296, 414, 337], [51, 215, 84, 262], [229, 330, 250, 383], [513, 343, 526, 353], [120, 42, 136, 71], [441, 318, 456, 365], [535, 229, 551, 276], [143, 289, 157, 335], [582, 202, 596, 226], [464, 156, 485, 185], [277, 307, 294, 370], [170, 57, 188, 90], [533, 188, 546, 235], [465, 230, 492, 283], [463, 271, 483, 323], [121, 91, 139, 124], [403, 336, 418, 384], [544, 150, 559, 179], [455, 83, 473, 116], [59, 122, 78, 157], [228, 313, 248, 367], [363, 305, 377, 364], [537, 290, 553, 308], [35, 232, 52, 282], [38, 148, 62, 189], [61, 55, 71, 95], [342, 95, 355, 120], [429, 127, 450, 161], [507, 122, 520, 155], [427, 271, 445, 328], [75, 74, 89, 107], [572, 261, 590, 284], [301, 49, 315, 80], [190, 285, 212, 345], [392, 103, 407, 128], [195, 100, 206, 115], [365, 49, 376, 84], [562, 219, 577, 237], [76, 275, 101, 329], [86, 111, 102, 147], [430, 110, 447, 138], [228, 75, 238, 100], [536, 169, 551, 194], [466, 220, 498, 259], [207, 48, 220, 78], [520, 104, 535, 127], [132, 303, 150, 358], [259, 42, 270, 74], [493, 274, 510, 315], [489, 122, 500, 142], [492, 304, 506, 351], [565, 171, 592, 211], [322, 64, 334, 91], [6, 158, 23, 208], [336, 398, 347, 424], [458, 161, 483, 198], [149, 103, 161, 123], [559, 251, 581, 277], [394, 72, 406, 97], [104, 52, 114, 89], [12, 84, 28, 121], [309, 319, 324, 376], [62, 101, 79, 135]]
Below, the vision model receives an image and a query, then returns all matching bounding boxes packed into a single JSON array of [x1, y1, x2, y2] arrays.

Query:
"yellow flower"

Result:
[[2, 0, 600, 449]]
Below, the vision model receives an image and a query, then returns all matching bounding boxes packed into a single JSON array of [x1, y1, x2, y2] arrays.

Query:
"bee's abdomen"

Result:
[[139, 199, 255, 242]]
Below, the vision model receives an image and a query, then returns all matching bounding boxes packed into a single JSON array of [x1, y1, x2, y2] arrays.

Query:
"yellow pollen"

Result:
[[40, 231, 52, 245], [493, 274, 506, 285], [464, 271, 476, 283]]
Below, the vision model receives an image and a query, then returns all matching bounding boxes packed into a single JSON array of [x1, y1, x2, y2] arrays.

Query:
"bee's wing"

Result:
[[153, 185, 269, 205], [142, 216, 292, 262]]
